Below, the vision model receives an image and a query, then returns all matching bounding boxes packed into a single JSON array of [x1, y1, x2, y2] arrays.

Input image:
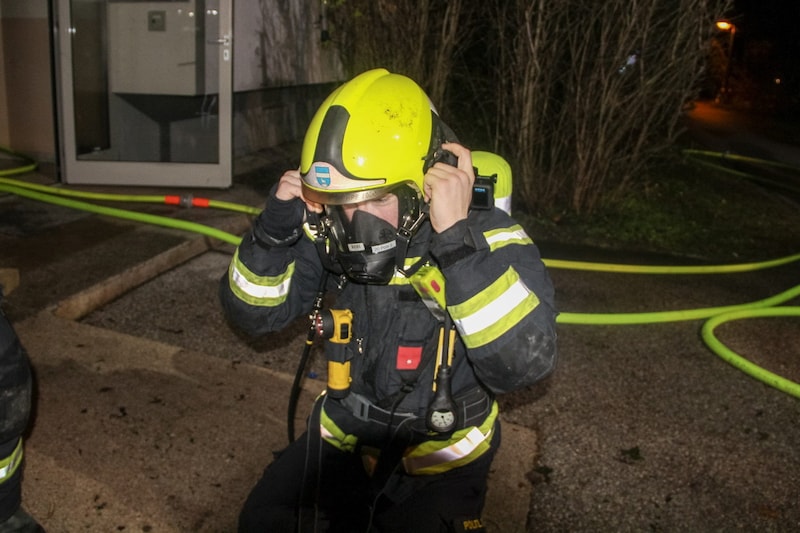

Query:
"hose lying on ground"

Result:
[[2, 152, 798, 399], [0, 147, 37, 177], [0, 181, 243, 246]]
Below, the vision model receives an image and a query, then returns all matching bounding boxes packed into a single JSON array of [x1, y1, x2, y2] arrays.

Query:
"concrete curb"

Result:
[[52, 215, 250, 321]]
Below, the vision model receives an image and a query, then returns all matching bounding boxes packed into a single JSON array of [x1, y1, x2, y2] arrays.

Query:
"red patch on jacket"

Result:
[[396, 346, 423, 370]]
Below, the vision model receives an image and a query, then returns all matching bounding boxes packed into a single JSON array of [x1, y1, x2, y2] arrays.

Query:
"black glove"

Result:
[[251, 183, 306, 249]]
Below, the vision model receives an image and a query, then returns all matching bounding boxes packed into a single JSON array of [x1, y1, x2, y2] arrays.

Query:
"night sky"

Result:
[[721, 0, 800, 106], [734, 0, 799, 38], [734, 0, 800, 66]]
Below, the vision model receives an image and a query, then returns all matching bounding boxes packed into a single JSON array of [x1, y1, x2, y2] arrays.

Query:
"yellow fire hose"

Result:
[[1, 149, 798, 399]]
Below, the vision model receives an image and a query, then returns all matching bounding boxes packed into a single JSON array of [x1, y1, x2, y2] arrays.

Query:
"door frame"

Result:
[[53, 0, 233, 188]]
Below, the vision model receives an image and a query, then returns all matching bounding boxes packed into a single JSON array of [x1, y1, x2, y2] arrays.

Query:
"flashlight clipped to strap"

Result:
[[315, 309, 354, 398]]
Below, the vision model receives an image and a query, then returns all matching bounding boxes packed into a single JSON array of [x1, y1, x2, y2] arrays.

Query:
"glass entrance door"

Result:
[[55, 0, 232, 187]]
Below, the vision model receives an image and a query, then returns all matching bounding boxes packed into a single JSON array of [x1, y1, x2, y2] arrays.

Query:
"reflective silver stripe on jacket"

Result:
[[402, 426, 492, 474], [450, 266, 539, 348], [0, 438, 23, 482], [228, 249, 294, 306]]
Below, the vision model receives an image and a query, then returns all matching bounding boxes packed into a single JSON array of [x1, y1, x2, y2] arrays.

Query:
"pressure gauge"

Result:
[[426, 365, 458, 433], [428, 409, 456, 431]]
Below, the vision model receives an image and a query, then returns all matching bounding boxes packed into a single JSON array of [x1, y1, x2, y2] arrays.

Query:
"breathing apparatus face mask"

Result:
[[321, 184, 424, 284]]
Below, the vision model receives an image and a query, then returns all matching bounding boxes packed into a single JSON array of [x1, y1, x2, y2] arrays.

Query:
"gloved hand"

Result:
[[251, 182, 306, 248]]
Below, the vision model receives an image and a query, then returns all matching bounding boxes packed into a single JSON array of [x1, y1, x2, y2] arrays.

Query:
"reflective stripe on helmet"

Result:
[[0, 438, 23, 483], [449, 266, 539, 348], [228, 249, 294, 306], [303, 160, 388, 205], [403, 401, 498, 475]]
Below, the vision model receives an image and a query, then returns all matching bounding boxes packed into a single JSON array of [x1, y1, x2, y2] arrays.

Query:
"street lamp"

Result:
[[716, 20, 735, 32], [715, 20, 736, 104]]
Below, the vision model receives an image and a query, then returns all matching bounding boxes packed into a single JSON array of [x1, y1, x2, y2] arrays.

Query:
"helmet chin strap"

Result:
[[306, 210, 342, 275], [395, 203, 430, 275]]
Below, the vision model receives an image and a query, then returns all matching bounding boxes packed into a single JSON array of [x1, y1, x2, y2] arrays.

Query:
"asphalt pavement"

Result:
[[1, 169, 534, 532], [1, 146, 799, 531]]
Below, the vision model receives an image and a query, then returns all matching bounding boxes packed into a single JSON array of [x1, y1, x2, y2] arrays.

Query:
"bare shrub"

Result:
[[326, 0, 731, 215], [326, 0, 470, 108], [489, 0, 731, 215]]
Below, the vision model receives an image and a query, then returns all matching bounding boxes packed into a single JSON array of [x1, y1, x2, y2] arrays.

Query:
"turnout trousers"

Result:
[[0, 308, 33, 523], [238, 422, 500, 533]]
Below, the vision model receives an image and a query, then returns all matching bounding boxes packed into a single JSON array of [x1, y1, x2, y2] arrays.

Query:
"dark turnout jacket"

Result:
[[219, 197, 557, 470]]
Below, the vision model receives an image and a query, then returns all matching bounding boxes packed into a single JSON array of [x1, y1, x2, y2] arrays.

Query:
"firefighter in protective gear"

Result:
[[0, 271, 44, 533], [220, 68, 558, 532]]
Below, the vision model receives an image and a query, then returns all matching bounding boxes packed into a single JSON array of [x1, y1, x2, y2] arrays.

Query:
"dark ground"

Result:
[[74, 238, 799, 532], [3, 110, 800, 530]]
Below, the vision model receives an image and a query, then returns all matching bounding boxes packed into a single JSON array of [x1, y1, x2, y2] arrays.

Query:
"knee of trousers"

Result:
[[0, 341, 33, 442]]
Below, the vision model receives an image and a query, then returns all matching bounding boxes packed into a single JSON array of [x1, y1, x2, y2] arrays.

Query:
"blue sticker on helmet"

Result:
[[314, 165, 331, 187]]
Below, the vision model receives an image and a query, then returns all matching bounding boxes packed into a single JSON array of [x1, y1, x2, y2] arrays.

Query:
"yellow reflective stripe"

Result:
[[388, 256, 424, 286], [449, 266, 539, 348], [302, 221, 317, 241], [408, 427, 489, 472], [0, 439, 23, 483], [319, 407, 358, 452], [388, 272, 412, 286], [403, 402, 498, 475], [228, 249, 294, 306], [484, 224, 532, 252]]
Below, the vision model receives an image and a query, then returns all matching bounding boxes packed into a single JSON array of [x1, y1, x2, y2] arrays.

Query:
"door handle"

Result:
[[207, 36, 230, 45]]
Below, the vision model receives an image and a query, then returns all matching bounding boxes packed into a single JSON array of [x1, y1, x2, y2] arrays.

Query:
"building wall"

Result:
[[0, 0, 55, 161], [0, 4, 8, 146], [0, 0, 345, 171], [234, 0, 343, 91], [231, 0, 345, 155]]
